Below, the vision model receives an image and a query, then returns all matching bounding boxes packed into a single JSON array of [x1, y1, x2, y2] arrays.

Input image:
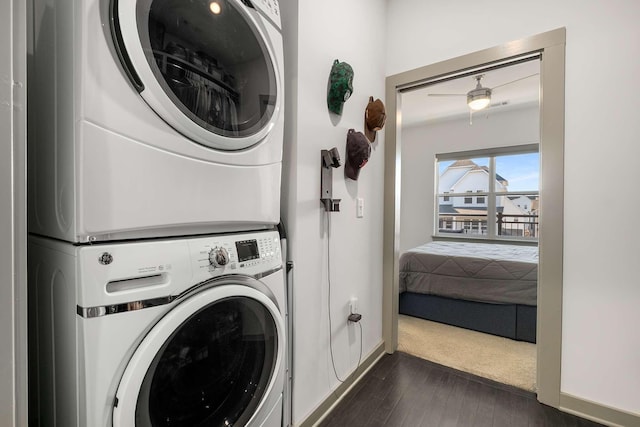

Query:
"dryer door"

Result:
[[111, 0, 281, 151], [112, 283, 285, 427]]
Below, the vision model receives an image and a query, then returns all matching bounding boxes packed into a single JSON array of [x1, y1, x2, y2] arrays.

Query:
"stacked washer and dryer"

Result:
[[28, 0, 287, 426]]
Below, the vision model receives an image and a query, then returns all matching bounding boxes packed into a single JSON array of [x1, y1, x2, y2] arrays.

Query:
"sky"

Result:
[[439, 152, 540, 192]]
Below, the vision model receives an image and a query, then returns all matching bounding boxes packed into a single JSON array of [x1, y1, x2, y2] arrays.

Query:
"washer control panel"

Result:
[[208, 246, 230, 267], [191, 230, 282, 278]]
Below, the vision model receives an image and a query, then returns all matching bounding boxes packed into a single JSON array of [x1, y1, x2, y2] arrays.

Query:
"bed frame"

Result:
[[399, 292, 537, 343]]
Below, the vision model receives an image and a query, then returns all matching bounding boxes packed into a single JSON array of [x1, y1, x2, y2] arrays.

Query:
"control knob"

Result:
[[208, 247, 230, 267]]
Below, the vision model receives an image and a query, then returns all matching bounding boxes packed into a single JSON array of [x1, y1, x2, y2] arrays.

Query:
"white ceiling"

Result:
[[400, 59, 540, 126]]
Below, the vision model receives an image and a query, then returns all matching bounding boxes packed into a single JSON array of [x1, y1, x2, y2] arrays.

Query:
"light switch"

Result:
[[356, 197, 364, 218]]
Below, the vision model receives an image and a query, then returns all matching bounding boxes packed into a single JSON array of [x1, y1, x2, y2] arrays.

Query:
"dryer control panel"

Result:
[[191, 230, 282, 281]]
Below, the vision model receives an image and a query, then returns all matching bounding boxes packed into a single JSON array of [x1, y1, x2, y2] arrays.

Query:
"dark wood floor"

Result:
[[318, 352, 603, 427]]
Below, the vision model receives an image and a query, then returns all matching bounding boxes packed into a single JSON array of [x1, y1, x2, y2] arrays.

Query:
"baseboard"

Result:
[[298, 341, 386, 427], [560, 392, 640, 427]]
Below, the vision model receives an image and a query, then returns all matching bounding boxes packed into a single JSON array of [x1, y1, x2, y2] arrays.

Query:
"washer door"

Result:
[[112, 284, 285, 427], [111, 0, 280, 150]]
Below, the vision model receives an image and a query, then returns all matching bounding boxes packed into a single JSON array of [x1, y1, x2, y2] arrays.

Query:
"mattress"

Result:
[[399, 241, 538, 306]]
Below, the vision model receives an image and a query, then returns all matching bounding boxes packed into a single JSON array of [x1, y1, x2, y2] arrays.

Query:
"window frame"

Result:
[[434, 144, 539, 242]]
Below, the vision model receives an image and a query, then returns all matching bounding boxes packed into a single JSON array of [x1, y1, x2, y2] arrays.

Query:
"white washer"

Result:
[[28, 229, 286, 427], [29, 0, 284, 243]]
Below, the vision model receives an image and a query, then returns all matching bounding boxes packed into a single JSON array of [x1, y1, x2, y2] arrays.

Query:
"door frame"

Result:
[[382, 28, 565, 407]]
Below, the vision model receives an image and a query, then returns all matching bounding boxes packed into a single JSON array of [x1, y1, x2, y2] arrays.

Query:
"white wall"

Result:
[[388, 0, 640, 415], [281, 0, 387, 423], [1, 0, 27, 425], [400, 105, 539, 252], [0, 1, 15, 420]]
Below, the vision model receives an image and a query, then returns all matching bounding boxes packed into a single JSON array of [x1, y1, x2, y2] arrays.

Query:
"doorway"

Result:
[[382, 28, 566, 407], [396, 58, 541, 391]]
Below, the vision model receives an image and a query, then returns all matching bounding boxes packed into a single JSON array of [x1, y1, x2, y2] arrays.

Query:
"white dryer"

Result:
[[29, 0, 284, 242], [28, 229, 286, 426]]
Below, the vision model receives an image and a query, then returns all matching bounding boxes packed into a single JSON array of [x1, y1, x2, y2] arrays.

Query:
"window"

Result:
[[476, 190, 485, 204], [464, 191, 473, 204], [435, 146, 539, 240]]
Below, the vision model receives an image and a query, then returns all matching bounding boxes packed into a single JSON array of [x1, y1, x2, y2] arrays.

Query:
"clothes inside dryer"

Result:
[[141, 0, 277, 139]]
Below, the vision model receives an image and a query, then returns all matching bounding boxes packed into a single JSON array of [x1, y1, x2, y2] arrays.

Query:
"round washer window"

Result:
[[135, 0, 277, 142], [134, 296, 278, 426]]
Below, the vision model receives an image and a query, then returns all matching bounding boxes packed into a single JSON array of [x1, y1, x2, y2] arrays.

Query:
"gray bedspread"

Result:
[[399, 241, 538, 306]]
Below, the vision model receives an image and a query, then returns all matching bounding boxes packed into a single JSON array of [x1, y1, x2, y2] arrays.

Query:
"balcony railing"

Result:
[[438, 212, 539, 239], [497, 212, 538, 237]]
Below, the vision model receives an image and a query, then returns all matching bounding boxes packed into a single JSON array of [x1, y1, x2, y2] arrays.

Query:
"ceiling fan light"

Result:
[[467, 87, 492, 110]]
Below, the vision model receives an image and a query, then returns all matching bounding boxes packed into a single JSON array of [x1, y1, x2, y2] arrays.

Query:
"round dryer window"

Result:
[[112, 284, 285, 427], [111, 0, 281, 151]]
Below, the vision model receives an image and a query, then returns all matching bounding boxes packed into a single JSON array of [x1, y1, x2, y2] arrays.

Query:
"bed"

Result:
[[399, 241, 538, 343]]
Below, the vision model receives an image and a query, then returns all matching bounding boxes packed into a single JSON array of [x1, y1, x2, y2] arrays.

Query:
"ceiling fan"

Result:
[[428, 73, 539, 111]]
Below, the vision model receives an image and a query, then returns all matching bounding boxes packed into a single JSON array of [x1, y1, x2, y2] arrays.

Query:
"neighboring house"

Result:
[[438, 160, 538, 237]]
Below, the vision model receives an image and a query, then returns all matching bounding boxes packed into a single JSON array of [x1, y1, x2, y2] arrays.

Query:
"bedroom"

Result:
[[397, 58, 541, 390]]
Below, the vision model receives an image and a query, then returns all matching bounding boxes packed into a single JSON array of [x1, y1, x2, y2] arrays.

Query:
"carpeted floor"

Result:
[[398, 314, 537, 392]]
